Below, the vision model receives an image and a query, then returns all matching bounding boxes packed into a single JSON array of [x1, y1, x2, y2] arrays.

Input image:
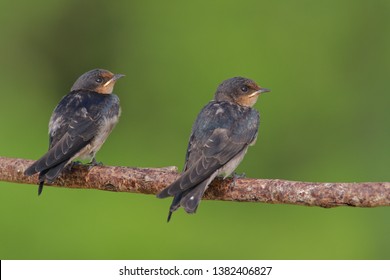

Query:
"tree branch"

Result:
[[1, 157, 389, 208]]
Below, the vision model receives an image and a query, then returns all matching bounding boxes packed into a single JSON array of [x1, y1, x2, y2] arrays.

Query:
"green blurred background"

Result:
[[0, 0, 389, 259]]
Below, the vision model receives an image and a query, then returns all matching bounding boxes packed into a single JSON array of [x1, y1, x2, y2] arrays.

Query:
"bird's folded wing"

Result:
[[25, 115, 100, 175], [158, 128, 249, 197]]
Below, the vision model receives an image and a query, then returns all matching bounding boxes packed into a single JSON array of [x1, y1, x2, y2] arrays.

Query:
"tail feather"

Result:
[[35, 161, 69, 196], [167, 211, 173, 222], [166, 192, 184, 222], [24, 162, 39, 176], [180, 180, 209, 214], [166, 178, 210, 222], [159, 170, 219, 221], [43, 161, 68, 182], [38, 181, 44, 196], [156, 185, 172, 199], [156, 163, 217, 199]]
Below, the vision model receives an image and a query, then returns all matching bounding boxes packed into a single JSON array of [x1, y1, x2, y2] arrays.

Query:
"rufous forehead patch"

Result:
[[99, 70, 114, 80]]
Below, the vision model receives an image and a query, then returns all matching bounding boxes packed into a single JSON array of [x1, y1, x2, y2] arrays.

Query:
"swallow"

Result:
[[25, 68, 124, 195], [157, 77, 270, 221]]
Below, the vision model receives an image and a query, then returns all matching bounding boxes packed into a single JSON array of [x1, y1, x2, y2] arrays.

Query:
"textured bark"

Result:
[[0, 157, 389, 207]]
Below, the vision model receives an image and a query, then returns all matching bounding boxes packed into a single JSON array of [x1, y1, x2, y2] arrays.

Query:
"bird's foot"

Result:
[[229, 172, 246, 188], [233, 172, 246, 179], [89, 158, 103, 166], [68, 161, 82, 171], [86, 158, 103, 170]]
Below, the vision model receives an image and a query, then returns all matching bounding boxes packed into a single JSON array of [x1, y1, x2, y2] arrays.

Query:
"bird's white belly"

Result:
[[218, 146, 249, 178], [73, 115, 119, 162]]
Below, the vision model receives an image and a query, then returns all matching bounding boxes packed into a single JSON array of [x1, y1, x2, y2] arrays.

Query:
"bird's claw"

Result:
[[68, 161, 82, 171], [88, 158, 103, 167], [229, 172, 246, 188], [233, 172, 246, 179]]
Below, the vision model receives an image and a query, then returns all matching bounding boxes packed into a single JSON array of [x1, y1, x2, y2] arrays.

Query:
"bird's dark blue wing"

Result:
[[25, 91, 108, 176], [158, 101, 259, 198]]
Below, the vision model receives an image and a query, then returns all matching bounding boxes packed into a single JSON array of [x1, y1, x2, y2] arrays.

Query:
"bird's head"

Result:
[[71, 69, 125, 94], [214, 77, 270, 107]]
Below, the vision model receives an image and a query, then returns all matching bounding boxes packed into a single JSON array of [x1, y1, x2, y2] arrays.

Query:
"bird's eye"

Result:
[[95, 77, 103, 83], [241, 86, 248, 92]]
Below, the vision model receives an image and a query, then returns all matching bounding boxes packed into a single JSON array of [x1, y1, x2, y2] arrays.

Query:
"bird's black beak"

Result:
[[259, 88, 271, 93], [103, 74, 125, 87], [248, 87, 271, 98], [113, 73, 125, 80]]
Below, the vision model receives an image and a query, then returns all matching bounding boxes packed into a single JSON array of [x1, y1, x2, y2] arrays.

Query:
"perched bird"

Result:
[[25, 69, 124, 195], [157, 77, 270, 221]]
